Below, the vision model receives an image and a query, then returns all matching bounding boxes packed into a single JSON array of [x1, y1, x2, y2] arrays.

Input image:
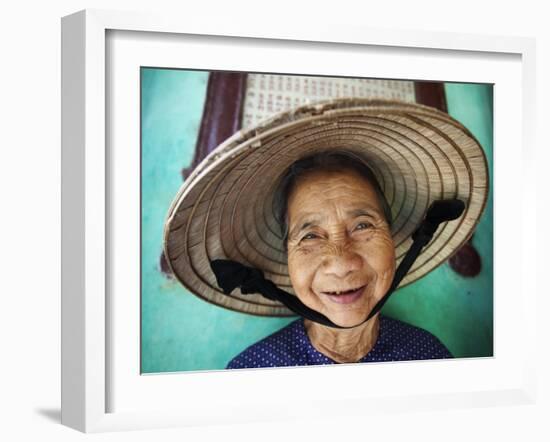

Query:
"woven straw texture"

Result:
[[164, 98, 489, 316]]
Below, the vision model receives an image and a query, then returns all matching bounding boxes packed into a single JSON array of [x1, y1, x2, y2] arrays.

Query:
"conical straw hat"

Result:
[[164, 98, 489, 317]]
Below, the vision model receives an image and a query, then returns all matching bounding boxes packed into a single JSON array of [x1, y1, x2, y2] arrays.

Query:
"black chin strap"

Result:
[[210, 199, 465, 329]]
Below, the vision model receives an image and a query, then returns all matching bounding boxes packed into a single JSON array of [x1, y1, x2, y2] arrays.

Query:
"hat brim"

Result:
[[164, 98, 489, 316]]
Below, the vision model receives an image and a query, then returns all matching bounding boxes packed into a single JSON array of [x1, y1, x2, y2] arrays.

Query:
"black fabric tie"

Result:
[[210, 199, 466, 329], [210, 260, 338, 327]]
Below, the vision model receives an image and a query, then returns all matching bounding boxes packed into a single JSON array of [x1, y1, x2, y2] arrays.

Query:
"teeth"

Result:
[[328, 288, 358, 295]]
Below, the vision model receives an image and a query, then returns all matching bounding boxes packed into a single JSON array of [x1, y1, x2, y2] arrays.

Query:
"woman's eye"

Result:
[[301, 233, 318, 241], [354, 222, 372, 231]]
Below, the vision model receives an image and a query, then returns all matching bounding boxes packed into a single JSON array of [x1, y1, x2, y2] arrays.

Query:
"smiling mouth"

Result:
[[321, 285, 367, 305]]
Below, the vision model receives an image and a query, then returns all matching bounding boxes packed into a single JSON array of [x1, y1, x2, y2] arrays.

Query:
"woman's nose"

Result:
[[321, 249, 362, 279]]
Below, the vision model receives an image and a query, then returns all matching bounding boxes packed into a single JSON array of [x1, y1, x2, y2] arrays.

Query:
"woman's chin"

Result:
[[325, 311, 371, 328], [318, 293, 374, 328]]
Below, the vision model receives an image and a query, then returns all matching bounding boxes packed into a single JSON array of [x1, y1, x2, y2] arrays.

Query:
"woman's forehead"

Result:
[[288, 169, 381, 205], [290, 206, 382, 227], [287, 169, 384, 220]]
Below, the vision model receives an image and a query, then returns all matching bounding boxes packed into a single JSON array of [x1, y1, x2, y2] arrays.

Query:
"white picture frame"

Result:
[[61, 9, 537, 433]]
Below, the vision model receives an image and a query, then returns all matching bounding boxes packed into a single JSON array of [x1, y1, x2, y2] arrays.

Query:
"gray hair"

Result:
[[272, 151, 393, 248]]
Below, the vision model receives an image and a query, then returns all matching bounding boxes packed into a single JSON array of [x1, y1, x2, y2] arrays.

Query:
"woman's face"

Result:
[[286, 168, 395, 328]]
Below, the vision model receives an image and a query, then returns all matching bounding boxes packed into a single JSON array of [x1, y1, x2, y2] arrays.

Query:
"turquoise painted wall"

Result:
[[141, 68, 493, 373]]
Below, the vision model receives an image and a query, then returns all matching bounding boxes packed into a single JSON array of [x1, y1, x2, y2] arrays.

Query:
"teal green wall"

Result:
[[141, 68, 493, 373]]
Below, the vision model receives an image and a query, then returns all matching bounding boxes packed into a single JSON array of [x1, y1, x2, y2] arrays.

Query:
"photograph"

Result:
[[53, 2, 546, 436], [141, 69, 493, 373]]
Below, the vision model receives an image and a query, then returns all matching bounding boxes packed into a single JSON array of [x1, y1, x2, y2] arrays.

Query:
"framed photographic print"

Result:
[[61, 9, 537, 433], [144, 69, 492, 374]]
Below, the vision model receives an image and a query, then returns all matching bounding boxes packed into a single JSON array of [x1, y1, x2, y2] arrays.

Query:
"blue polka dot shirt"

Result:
[[226, 315, 452, 369]]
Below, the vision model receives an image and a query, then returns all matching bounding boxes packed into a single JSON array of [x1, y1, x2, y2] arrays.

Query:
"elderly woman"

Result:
[[164, 98, 488, 369]]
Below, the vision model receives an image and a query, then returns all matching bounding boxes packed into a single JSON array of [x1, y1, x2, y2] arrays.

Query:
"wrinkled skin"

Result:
[[286, 168, 396, 362]]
